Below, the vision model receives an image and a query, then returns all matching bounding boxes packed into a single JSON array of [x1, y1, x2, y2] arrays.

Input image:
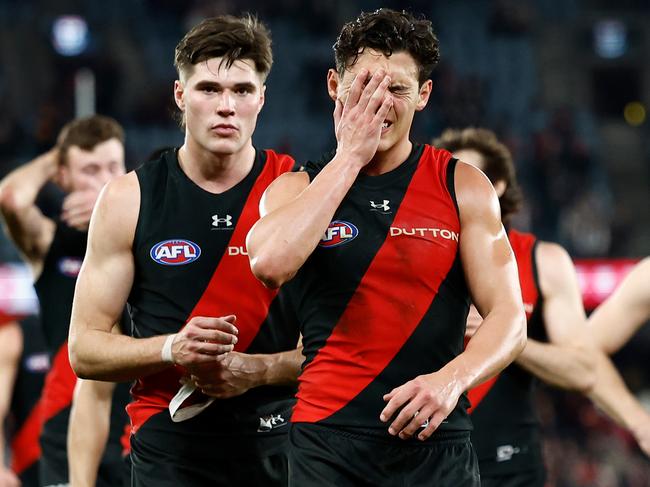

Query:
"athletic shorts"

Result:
[[130, 431, 288, 487], [479, 466, 546, 487], [39, 429, 126, 487], [288, 423, 479, 487]]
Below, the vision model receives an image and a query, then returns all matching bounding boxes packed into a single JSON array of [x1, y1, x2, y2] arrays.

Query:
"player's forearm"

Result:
[[248, 153, 363, 288], [256, 347, 304, 387], [68, 382, 111, 487], [0, 150, 58, 216], [69, 328, 170, 381], [587, 351, 649, 433], [515, 339, 595, 392], [446, 304, 526, 392]]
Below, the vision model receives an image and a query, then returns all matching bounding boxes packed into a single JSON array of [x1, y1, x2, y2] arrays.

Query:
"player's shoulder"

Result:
[[535, 241, 576, 292], [454, 161, 500, 218]]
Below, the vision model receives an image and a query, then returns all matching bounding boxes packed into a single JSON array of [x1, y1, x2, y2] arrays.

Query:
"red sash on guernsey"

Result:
[[127, 151, 294, 433], [293, 146, 459, 423], [467, 229, 538, 413]]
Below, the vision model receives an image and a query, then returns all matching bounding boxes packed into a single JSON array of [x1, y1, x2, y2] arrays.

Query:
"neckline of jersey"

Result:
[[165, 148, 264, 198], [353, 143, 424, 190]]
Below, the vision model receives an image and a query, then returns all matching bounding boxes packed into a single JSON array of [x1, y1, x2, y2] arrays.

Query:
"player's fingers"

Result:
[[357, 70, 386, 111], [344, 69, 368, 111], [387, 400, 421, 436], [365, 75, 391, 115], [398, 405, 435, 439], [417, 410, 447, 441], [371, 93, 393, 126]]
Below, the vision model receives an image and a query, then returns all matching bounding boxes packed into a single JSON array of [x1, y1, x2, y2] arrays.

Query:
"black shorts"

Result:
[[39, 426, 127, 487], [480, 467, 546, 487], [288, 423, 479, 487], [130, 431, 288, 487]]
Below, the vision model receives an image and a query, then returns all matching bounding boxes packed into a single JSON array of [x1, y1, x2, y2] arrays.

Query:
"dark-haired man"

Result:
[[247, 9, 526, 486], [434, 127, 650, 486], [0, 115, 129, 487], [68, 15, 302, 486]]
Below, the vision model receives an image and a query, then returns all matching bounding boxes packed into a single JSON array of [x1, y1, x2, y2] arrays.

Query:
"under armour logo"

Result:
[[370, 200, 390, 213], [212, 215, 233, 228]]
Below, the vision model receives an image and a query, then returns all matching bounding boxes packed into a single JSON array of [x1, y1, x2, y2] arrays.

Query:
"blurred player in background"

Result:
[[0, 315, 49, 487], [0, 115, 130, 487], [434, 127, 650, 486]]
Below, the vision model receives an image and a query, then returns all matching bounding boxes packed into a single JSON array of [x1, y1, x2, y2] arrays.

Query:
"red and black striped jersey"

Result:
[[468, 229, 547, 475], [289, 144, 471, 438], [127, 148, 300, 439]]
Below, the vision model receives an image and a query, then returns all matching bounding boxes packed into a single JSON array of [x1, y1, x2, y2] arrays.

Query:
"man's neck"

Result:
[[362, 138, 413, 176], [178, 139, 256, 194]]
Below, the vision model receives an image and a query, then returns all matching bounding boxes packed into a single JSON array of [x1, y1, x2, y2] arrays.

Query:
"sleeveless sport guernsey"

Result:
[[33, 220, 130, 482], [7, 316, 49, 485], [290, 144, 472, 437], [468, 229, 546, 475], [127, 148, 299, 441]]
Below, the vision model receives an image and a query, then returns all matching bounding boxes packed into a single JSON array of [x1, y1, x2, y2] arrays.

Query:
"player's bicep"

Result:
[[456, 162, 521, 316], [259, 171, 310, 217], [536, 242, 588, 345], [70, 175, 139, 336]]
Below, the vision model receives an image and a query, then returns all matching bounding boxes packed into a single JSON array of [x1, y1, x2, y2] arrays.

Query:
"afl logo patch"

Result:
[[58, 257, 83, 277], [319, 221, 359, 248], [150, 239, 201, 266]]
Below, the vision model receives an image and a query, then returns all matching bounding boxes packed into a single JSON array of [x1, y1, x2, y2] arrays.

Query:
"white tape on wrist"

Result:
[[161, 334, 176, 364]]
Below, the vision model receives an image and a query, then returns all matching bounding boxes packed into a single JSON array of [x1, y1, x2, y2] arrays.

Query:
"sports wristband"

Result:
[[161, 334, 176, 364]]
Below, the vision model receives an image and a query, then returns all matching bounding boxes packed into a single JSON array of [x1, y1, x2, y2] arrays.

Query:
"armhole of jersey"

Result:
[[131, 169, 145, 253], [531, 238, 542, 302], [446, 157, 460, 216]]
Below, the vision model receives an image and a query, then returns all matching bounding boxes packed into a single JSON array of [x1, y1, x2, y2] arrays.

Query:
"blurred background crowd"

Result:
[[1, 0, 649, 485]]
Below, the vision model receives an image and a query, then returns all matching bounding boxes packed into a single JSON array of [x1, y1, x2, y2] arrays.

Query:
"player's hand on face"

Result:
[[171, 315, 238, 367], [188, 351, 266, 399], [61, 188, 101, 231], [334, 68, 393, 168], [380, 372, 462, 441]]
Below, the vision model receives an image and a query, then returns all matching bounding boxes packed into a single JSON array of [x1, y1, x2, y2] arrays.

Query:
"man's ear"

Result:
[[174, 80, 185, 111], [494, 179, 507, 198], [327, 69, 340, 102], [415, 79, 433, 111]]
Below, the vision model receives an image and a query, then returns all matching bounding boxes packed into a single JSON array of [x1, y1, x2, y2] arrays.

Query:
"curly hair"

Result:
[[174, 14, 273, 81], [433, 128, 524, 222], [334, 8, 440, 85]]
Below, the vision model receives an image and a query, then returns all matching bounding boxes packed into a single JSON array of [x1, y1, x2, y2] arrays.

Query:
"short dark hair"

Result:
[[433, 128, 524, 222], [57, 115, 124, 167], [174, 14, 273, 81], [334, 8, 440, 85]]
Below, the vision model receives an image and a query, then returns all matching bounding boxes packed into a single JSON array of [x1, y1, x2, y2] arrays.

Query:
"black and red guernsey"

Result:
[[33, 220, 130, 483], [468, 229, 546, 475], [290, 144, 471, 436], [6, 316, 49, 487], [127, 148, 299, 441]]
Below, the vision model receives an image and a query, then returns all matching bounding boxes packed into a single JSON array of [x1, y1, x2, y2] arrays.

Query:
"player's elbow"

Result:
[[571, 348, 597, 393], [0, 184, 19, 217], [249, 254, 292, 289], [510, 308, 528, 359], [68, 332, 94, 379]]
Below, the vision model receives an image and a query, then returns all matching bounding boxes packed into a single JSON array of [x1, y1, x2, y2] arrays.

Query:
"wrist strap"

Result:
[[161, 334, 176, 364]]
